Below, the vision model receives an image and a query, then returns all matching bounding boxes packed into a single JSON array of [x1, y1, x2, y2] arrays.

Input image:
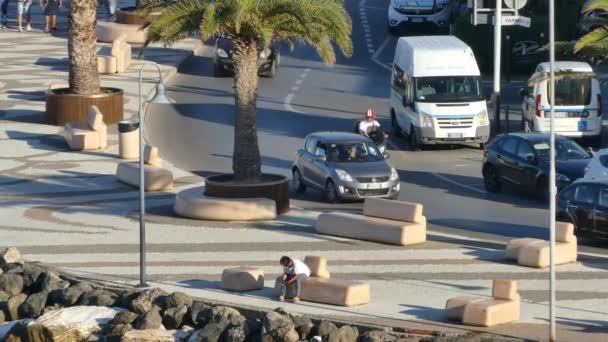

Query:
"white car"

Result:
[[388, 0, 453, 34], [583, 148, 608, 181]]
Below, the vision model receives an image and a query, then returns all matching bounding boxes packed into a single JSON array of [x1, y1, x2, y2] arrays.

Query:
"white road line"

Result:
[[291, 86, 300, 92], [430, 171, 488, 195], [284, 68, 312, 114], [283, 93, 299, 113], [371, 35, 392, 72], [295, 79, 303, 85]]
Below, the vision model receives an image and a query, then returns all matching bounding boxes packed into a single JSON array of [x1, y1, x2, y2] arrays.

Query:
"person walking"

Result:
[[41, 0, 60, 32], [278, 256, 310, 303], [16, 0, 32, 32], [0, 0, 8, 29]]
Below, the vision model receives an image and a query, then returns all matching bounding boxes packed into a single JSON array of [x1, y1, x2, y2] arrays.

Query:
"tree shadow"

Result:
[[431, 218, 548, 240], [0, 109, 47, 124], [399, 304, 447, 322]]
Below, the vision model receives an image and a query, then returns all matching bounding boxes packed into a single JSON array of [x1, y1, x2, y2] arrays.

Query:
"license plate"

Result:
[[448, 133, 463, 138], [367, 183, 382, 189], [578, 121, 587, 131], [411, 17, 423, 23]]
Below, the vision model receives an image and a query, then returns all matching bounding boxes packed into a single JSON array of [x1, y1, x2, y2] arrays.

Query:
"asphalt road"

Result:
[[146, 0, 608, 250]]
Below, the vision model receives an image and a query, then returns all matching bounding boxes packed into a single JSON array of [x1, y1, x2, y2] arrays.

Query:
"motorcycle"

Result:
[[353, 120, 388, 154]]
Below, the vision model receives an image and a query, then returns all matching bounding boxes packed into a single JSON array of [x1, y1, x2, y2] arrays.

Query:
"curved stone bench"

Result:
[[173, 187, 277, 221], [96, 21, 147, 45]]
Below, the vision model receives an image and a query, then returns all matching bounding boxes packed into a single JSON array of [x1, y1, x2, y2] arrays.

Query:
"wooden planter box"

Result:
[[46, 87, 124, 126]]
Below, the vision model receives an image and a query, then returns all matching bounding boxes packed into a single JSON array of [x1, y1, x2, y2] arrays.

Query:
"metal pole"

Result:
[[548, 0, 556, 340], [493, 0, 502, 133]]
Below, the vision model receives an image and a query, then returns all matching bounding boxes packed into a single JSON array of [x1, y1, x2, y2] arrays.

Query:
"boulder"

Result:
[[165, 292, 193, 309], [291, 315, 313, 340], [129, 288, 167, 314], [6, 293, 28, 320], [316, 321, 337, 340], [31, 306, 123, 340], [41, 304, 63, 316], [190, 301, 212, 327], [198, 321, 230, 342], [0, 319, 34, 341], [327, 326, 358, 342], [118, 290, 140, 309], [0, 290, 9, 301], [187, 329, 201, 342], [79, 289, 118, 307], [19, 291, 49, 319], [22, 263, 46, 291], [162, 304, 188, 330], [5, 321, 80, 342], [103, 323, 133, 342], [0, 274, 24, 296], [49, 283, 91, 307], [171, 325, 195, 341], [114, 310, 139, 325], [208, 305, 244, 326], [261, 311, 298, 342], [133, 307, 163, 330], [224, 320, 251, 342], [358, 330, 396, 342], [0, 247, 24, 269], [121, 328, 174, 342], [38, 271, 69, 293]]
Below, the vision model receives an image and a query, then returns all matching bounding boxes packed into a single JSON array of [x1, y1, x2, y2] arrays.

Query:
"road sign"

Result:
[[493, 15, 531, 27], [504, 0, 527, 10]]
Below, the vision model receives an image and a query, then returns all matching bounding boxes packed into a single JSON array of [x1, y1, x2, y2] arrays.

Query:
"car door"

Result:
[[593, 185, 608, 234], [300, 137, 317, 186], [496, 137, 520, 184], [514, 139, 539, 187], [570, 183, 597, 233], [310, 143, 328, 188]]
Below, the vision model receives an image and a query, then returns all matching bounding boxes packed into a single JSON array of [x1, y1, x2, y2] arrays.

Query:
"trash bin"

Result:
[[118, 120, 139, 159]]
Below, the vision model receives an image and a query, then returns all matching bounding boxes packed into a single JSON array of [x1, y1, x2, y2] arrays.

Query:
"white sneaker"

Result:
[[26, 24, 32, 31]]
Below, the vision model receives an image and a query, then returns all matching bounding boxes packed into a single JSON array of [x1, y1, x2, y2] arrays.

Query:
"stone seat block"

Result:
[[116, 162, 173, 192], [462, 298, 521, 327], [63, 106, 107, 150], [517, 239, 578, 268], [273, 276, 369, 307], [222, 267, 264, 292], [304, 255, 330, 278], [96, 21, 147, 45], [505, 238, 542, 260], [445, 296, 485, 321]]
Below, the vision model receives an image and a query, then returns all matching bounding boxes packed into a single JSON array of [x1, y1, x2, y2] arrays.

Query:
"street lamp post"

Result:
[[137, 62, 175, 288], [548, 0, 556, 340]]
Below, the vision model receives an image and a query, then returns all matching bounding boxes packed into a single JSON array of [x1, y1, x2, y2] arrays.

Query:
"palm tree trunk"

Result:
[[68, 0, 100, 95], [232, 39, 262, 181]]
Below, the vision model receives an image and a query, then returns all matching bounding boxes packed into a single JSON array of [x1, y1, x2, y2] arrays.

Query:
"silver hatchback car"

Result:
[[292, 132, 400, 202]]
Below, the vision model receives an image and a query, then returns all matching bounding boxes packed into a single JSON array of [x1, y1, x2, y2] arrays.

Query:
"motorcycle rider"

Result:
[[358, 109, 381, 136]]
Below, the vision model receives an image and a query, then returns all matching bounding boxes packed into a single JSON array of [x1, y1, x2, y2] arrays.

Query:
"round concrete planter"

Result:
[[204, 174, 290, 215], [116, 7, 161, 26], [46, 87, 124, 126]]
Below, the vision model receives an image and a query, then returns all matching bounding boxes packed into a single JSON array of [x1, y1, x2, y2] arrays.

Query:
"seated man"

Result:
[[278, 256, 311, 304]]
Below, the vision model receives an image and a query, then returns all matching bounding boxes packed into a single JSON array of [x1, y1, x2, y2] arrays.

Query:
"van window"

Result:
[[414, 76, 483, 103], [547, 78, 591, 106]]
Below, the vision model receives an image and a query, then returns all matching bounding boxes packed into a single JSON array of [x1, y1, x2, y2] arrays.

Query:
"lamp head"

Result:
[[147, 83, 175, 104]]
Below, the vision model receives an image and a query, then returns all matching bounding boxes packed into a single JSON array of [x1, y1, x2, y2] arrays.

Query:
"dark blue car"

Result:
[[482, 133, 592, 200]]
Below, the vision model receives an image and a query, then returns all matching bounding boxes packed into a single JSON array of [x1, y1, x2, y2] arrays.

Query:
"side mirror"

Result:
[[519, 87, 528, 97]]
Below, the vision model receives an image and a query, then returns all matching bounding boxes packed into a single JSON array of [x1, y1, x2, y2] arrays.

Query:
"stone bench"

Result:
[[96, 21, 147, 45], [98, 34, 132, 74], [273, 255, 369, 307], [116, 146, 173, 191], [63, 105, 107, 151], [445, 279, 520, 327], [222, 267, 264, 292], [173, 187, 277, 221], [505, 222, 577, 268], [315, 198, 426, 246]]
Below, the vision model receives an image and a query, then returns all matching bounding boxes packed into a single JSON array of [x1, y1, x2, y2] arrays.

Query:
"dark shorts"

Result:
[[44, 0, 59, 15]]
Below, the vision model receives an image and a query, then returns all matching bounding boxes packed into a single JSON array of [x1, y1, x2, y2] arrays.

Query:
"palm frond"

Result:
[[582, 0, 608, 15], [575, 27, 608, 52]]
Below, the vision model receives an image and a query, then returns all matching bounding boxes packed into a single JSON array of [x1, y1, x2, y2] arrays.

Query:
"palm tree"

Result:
[[575, 0, 608, 63], [68, 0, 100, 95], [140, 0, 352, 181]]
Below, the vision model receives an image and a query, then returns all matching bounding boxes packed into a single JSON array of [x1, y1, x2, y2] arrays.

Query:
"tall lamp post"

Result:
[[548, 0, 556, 339], [137, 62, 175, 288]]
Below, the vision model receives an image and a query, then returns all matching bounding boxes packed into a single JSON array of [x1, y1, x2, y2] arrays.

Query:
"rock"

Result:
[[133, 307, 163, 330], [163, 304, 188, 330], [28, 305, 124, 340], [262, 311, 299, 342], [165, 291, 193, 308], [0, 247, 24, 269], [316, 321, 337, 340], [291, 315, 313, 340], [114, 310, 139, 325], [224, 321, 249, 342], [187, 329, 201, 342], [38, 271, 70, 293], [118, 290, 140, 308], [190, 301, 212, 327], [358, 330, 396, 342], [105, 324, 133, 342], [0, 290, 9, 301], [121, 328, 175, 342], [328, 326, 358, 342], [5, 321, 81, 342], [79, 289, 118, 307], [51, 283, 92, 306], [129, 288, 168, 314], [0, 319, 34, 341], [172, 325, 195, 341], [6, 293, 28, 320], [209, 305, 244, 326], [22, 263, 45, 291], [198, 321, 230, 342], [42, 304, 63, 315], [19, 291, 49, 318], [0, 274, 24, 296]]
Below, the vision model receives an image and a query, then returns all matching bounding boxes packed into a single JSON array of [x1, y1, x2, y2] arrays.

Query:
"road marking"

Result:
[[371, 36, 392, 72], [283, 67, 312, 114], [359, 0, 377, 55]]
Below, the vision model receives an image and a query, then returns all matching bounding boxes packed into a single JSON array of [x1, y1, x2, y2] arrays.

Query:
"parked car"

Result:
[[557, 180, 608, 236], [292, 132, 400, 203], [213, 37, 280, 78], [482, 133, 592, 199], [520, 61, 603, 145], [583, 148, 608, 181]]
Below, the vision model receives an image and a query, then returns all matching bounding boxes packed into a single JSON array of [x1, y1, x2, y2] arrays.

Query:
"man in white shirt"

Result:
[[358, 109, 381, 136], [279, 256, 310, 303]]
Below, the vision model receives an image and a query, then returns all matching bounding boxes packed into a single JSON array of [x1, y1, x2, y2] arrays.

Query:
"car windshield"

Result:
[[547, 77, 591, 106], [326, 142, 383, 163], [415, 76, 483, 102], [532, 139, 590, 160]]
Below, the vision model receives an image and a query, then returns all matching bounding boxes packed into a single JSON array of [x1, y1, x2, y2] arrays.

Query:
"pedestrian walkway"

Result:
[[0, 3, 607, 341]]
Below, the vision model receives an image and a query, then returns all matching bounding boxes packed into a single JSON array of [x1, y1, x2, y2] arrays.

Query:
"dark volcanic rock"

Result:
[[133, 307, 162, 330], [328, 326, 358, 342], [0, 274, 24, 296], [6, 293, 28, 320], [164, 291, 193, 308], [162, 304, 188, 330], [129, 288, 167, 314], [113, 310, 139, 325], [261, 311, 298, 342], [19, 291, 49, 318], [79, 289, 118, 307]]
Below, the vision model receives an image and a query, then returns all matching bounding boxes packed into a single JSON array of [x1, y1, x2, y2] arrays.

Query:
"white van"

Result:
[[520, 62, 603, 144], [389, 36, 490, 149]]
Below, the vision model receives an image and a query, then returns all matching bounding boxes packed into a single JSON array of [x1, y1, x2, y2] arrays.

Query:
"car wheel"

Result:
[[409, 125, 420, 151], [292, 168, 306, 193], [537, 177, 549, 201], [483, 164, 502, 193], [325, 180, 340, 204], [391, 110, 402, 137]]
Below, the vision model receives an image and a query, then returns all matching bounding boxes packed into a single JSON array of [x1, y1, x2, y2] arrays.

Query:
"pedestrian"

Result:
[[0, 0, 8, 29], [106, 0, 116, 19], [278, 256, 310, 303], [41, 0, 61, 32], [16, 0, 32, 32]]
